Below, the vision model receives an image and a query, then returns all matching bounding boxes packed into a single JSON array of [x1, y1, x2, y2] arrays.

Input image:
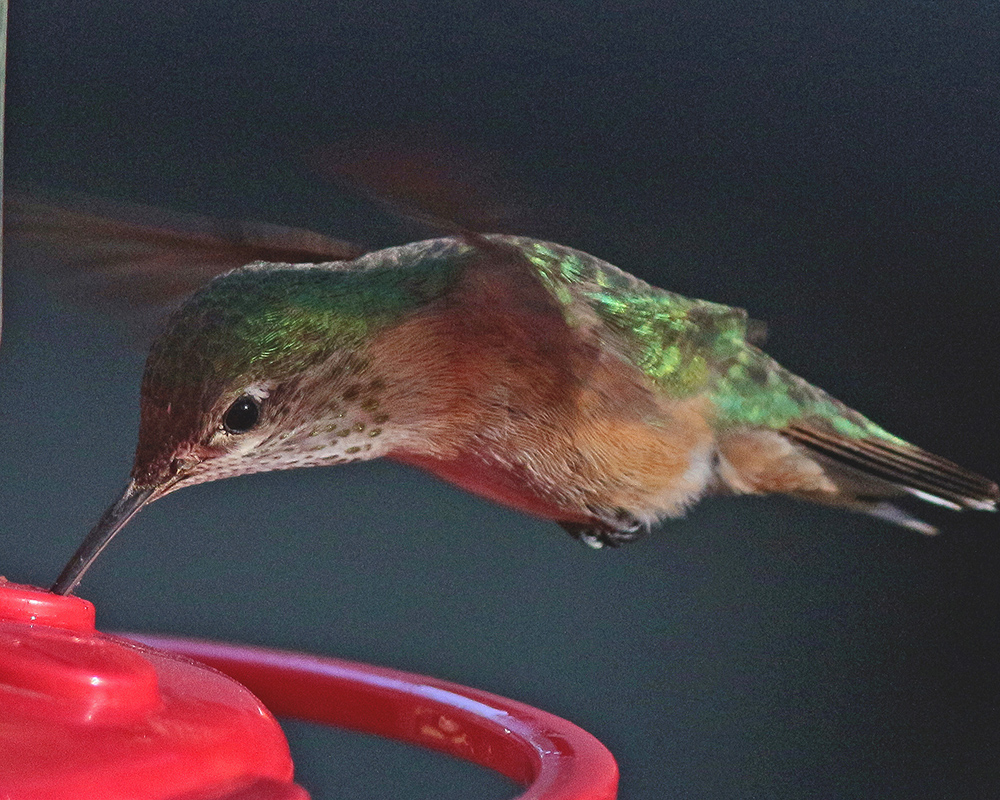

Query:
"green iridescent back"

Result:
[[512, 237, 903, 443]]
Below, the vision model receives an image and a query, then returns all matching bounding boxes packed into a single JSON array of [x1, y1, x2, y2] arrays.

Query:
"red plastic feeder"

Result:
[[0, 579, 618, 799]]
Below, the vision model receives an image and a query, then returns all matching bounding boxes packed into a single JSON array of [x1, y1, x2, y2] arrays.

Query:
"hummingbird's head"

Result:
[[132, 262, 409, 494], [51, 259, 438, 595]]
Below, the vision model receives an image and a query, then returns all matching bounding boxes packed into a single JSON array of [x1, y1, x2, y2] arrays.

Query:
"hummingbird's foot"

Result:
[[558, 509, 646, 549]]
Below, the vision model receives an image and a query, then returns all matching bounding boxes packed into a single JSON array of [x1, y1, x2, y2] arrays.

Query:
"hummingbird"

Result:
[[16, 197, 994, 596]]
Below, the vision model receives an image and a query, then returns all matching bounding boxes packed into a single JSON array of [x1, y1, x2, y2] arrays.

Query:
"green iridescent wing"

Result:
[[511, 237, 747, 394], [514, 237, 888, 429], [512, 237, 996, 516]]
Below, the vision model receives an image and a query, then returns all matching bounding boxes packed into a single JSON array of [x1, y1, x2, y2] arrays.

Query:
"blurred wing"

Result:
[[312, 129, 580, 240], [5, 191, 364, 309]]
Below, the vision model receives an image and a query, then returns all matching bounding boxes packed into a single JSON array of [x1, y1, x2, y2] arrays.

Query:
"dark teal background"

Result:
[[2, 2, 999, 798]]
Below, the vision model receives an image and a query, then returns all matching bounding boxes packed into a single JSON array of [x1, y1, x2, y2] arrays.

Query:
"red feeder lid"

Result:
[[0, 578, 618, 800], [0, 579, 305, 800]]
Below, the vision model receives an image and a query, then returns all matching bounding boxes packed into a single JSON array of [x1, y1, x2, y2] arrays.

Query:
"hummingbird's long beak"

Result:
[[50, 482, 160, 596]]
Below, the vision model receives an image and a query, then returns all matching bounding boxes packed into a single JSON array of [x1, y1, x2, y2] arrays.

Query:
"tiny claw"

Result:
[[558, 509, 646, 549], [580, 532, 606, 550]]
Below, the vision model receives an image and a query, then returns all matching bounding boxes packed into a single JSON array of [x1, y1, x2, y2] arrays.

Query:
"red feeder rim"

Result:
[[130, 634, 619, 800]]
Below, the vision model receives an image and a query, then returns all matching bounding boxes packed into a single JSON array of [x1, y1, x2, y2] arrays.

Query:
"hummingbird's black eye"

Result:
[[223, 396, 260, 434]]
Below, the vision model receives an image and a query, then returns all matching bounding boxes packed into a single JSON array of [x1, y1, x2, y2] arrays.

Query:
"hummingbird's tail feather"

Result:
[[712, 346, 996, 531], [778, 421, 998, 532], [783, 422, 997, 511]]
